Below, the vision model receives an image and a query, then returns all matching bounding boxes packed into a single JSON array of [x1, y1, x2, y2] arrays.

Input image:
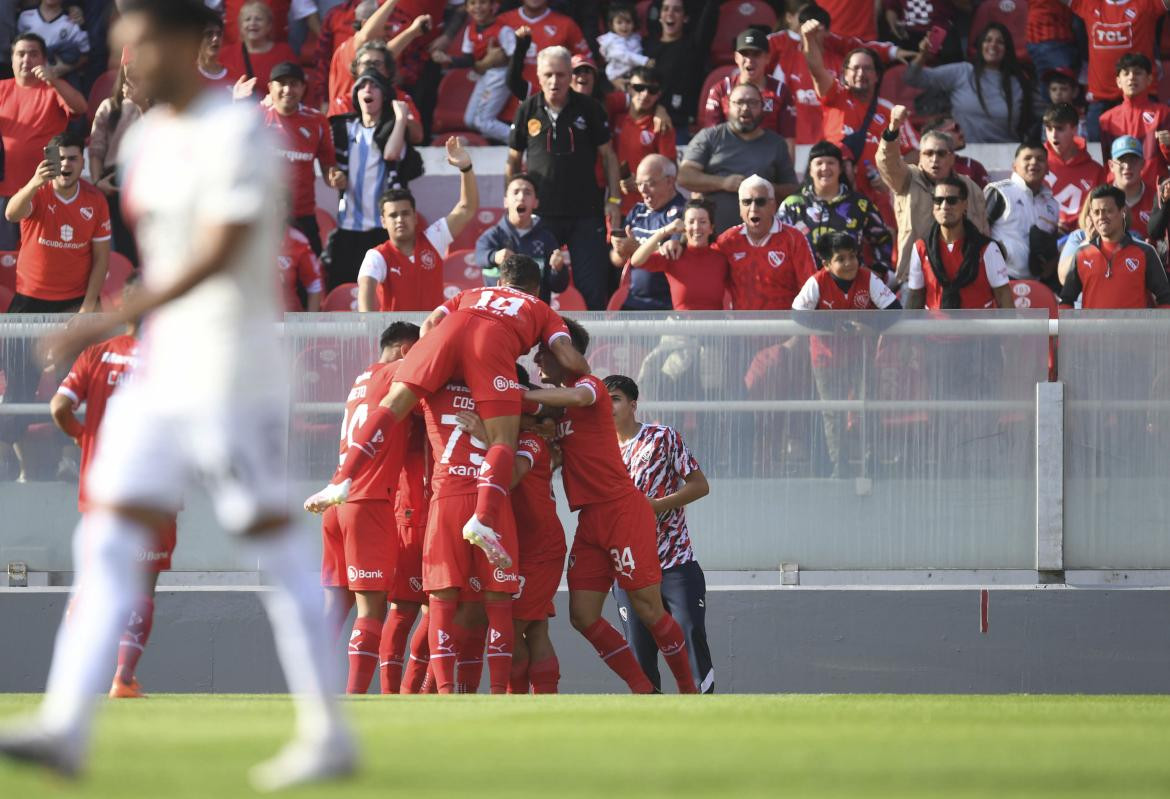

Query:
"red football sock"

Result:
[[456, 624, 487, 694], [336, 406, 399, 483], [423, 663, 437, 693], [529, 655, 560, 694], [649, 614, 697, 694], [115, 596, 154, 684], [379, 605, 419, 694], [483, 600, 515, 695], [427, 598, 464, 694], [508, 657, 530, 694], [346, 616, 382, 694], [582, 618, 653, 694], [473, 444, 513, 529], [401, 614, 430, 694]]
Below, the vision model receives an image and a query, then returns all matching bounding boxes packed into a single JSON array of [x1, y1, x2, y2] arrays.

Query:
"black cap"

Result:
[[808, 140, 843, 164], [735, 28, 767, 53], [269, 61, 306, 83]]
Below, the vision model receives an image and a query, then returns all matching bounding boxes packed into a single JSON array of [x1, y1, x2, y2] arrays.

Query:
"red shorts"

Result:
[[393, 522, 426, 603], [423, 493, 520, 594], [320, 500, 398, 591], [567, 492, 662, 593], [138, 520, 177, 572], [394, 313, 524, 419], [512, 556, 564, 621]]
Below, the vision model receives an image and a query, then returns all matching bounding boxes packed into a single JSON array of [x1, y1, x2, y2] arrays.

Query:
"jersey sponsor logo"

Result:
[[60, 224, 74, 243], [347, 565, 385, 581], [492, 376, 525, 392], [493, 567, 517, 583], [767, 250, 785, 268], [1092, 22, 1133, 50], [80, 206, 93, 221], [528, 118, 542, 136], [1125, 257, 1139, 272]]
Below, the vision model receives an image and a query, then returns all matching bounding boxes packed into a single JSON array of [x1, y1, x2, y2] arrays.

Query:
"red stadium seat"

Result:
[[607, 264, 631, 311], [451, 207, 504, 252], [636, 0, 653, 35], [1009, 279, 1059, 380], [696, 64, 738, 120], [551, 284, 587, 311], [433, 68, 478, 134], [316, 207, 337, 242], [709, 0, 778, 67], [99, 252, 136, 310], [0, 285, 12, 313], [967, 0, 1029, 62], [1158, 60, 1170, 103], [0, 251, 15, 293], [446, 20, 468, 59], [322, 282, 359, 311], [86, 68, 118, 129], [442, 249, 483, 300]]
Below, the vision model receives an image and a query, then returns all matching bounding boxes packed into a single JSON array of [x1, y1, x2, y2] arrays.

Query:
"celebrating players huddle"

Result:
[[305, 254, 701, 695]]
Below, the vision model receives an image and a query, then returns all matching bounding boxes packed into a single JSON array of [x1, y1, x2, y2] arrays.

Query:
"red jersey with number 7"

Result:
[[555, 374, 639, 510], [513, 431, 566, 562], [339, 360, 409, 502], [438, 286, 571, 355], [421, 381, 486, 499]]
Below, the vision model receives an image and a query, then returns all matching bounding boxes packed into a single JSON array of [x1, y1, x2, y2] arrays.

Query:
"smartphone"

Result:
[[44, 144, 61, 177], [925, 25, 947, 55]]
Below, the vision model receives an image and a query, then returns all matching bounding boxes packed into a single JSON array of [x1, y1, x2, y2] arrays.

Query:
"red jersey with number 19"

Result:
[[421, 381, 487, 499], [439, 286, 571, 354], [57, 334, 138, 509], [556, 374, 638, 510], [513, 432, 566, 562], [339, 360, 409, 502]]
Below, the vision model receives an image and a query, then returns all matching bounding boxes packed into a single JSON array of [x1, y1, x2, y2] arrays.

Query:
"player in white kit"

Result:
[[0, 1, 354, 790]]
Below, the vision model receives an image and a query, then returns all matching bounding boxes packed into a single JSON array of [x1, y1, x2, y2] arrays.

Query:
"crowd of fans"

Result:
[[3, 0, 1170, 480]]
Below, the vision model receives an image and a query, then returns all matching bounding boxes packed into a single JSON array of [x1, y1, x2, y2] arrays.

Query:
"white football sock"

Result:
[[39, 510, 150, 750]]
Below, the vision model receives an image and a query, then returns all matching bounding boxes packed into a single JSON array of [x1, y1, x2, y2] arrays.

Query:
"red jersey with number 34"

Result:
[[439, 286, 571, 356], [339, 360, 409, 502], [512, 432, 566, 562], [57, 334, 138, 509], [556, 374, 638, 510], [421, 381, 486, 499]]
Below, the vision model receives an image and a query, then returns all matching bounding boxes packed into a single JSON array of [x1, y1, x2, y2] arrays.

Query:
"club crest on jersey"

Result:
[[299, 126, 311, 139], [640, 129, 654, 146], [767, 250, 785, 268], [1125, 257, 1139, 272], [409, 577, 422, 592], [469, 577, 482, 592], [1143, 111, 1156, 125], [573, 116, 586, 130], [853, 292, 871, 309], [278, 256, 292, 271], [544, 24, 556, 36], [420, 250, 437, 269], [528, 118, 542, 137], [80, 206, 93, 221]]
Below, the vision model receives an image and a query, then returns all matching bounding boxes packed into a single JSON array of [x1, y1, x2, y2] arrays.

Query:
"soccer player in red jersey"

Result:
[[321, 322, 418, 693], [526, 320, 697, 694], [305, 254, 589, 580], [49, 277, 177, 700]]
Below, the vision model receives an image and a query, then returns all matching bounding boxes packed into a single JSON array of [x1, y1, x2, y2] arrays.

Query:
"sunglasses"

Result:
[[932, 195, 962, 206], [630, 83, 660, 94], [740, 197, 770, 207]]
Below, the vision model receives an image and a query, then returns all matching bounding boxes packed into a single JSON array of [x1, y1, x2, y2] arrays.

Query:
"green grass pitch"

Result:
[[2, 694, 1170, 798]]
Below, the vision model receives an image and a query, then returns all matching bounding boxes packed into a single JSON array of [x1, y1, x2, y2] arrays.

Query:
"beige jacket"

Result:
[[877, 134, 989, 283]]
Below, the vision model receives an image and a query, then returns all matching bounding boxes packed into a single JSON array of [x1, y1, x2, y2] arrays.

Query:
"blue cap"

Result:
[[1111, 135, 1143, 160]]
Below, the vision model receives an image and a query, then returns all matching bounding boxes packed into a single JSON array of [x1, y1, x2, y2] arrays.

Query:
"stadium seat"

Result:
[[322, 282, 359, 311], [316, 207, 337, 242], [1009, 279, 1059, 380], [0, 251, 15, 293], [607, 265, 631, 311], [636, 0, 653, 35], [99, 252, 136, 310], [446, 20, 468, 59], [443, 249, 483, 299], [551, 284, 587, 311], [0, 285, 12, 313], [433, 69, 478, 134], [86, 68, 118, 129], [451, 207, 504, 252], [1159, 60, 1170, 103], [967, 0, 1029, 62], [709, 0, 778, 67], [697, 64, 738, 119]]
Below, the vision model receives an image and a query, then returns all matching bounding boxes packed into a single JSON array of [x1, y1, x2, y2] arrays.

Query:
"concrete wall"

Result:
[[3, 585, 1168, 694]]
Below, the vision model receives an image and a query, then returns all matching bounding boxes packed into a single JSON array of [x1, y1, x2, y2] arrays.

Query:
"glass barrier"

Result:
[[1, 311, 1052, 577], [1060, 313, 1170, 569]]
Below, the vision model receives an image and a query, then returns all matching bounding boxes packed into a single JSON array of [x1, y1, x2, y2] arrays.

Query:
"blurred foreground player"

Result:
[[305, 254, 589, 573], [0, 1, 354, 789], [605, 374, 715, 694], [49, 275, 179, 700], [527, 320, 698, 694], [321, 322, 418, 693]]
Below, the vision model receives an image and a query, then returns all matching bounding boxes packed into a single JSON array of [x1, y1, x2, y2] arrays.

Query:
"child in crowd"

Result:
[[597, 3, 652, 89]]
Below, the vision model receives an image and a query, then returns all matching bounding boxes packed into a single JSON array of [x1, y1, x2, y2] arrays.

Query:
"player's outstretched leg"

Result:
[[0, 510, 150, 777], [245, 526, 355, 792], [628, 585, 697, 694], [379, 602, 420, 694]]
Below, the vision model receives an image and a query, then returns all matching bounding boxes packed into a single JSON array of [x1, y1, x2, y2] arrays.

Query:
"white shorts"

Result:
[[86, 386, 288, 533]]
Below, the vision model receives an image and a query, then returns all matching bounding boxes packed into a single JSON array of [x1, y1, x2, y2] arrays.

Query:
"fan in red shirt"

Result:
[[1044, 103, 1109, 233], [715, 175, 818, 311], [50, 277, 176, 701], [700, 29, 797, 151], [304, 253, 590, 615], [320, 322, 418, 694], [612, 67, 677, 217], [1060, 184, 1170, 308], [264, 62, 344, 253], [197, 15, 236, 89], [524, 319, 697, 695], [278, 227, 324, 311], [627, 199, 730, 311], [221, 1, 297, 85], [1097, 53, 1170, 189], [1066, 0, 1169, 105], [497, 0, 590, 95], [355, 138, 478, 312]]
